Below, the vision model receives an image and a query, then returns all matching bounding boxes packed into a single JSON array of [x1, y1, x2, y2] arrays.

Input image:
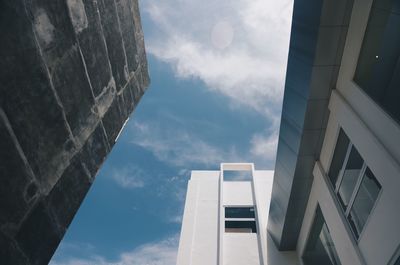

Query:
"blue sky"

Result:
[[50, 1, 293, 264]]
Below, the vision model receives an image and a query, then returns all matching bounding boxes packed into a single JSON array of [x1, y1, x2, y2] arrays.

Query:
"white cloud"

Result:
[[143, 0, 293, 117], [250, 130, 279, 162], [110, 166, 145, 189], [142, 0, 292, 167], [167, 214, 183, 224], [51, 235, 179, 265], [130, 120, 241, 167], [129, 117, 279, 169]]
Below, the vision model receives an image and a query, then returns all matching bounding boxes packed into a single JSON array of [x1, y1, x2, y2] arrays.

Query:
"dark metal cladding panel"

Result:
[[281, 88, 308, 131]]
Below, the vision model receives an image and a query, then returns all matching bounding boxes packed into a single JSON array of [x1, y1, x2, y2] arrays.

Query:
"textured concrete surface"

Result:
[[0, 0, 149, 264]]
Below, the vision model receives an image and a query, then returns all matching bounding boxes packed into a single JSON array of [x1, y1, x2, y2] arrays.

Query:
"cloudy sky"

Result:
[[50, 0, 293, 264]]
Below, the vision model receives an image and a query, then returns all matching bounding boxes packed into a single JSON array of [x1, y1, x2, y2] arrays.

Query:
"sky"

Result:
[[50, 1, 293, 264]]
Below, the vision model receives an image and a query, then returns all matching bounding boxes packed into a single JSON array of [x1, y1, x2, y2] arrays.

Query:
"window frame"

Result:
[[224, 206, 257, 233], [302, 205, 342, 265], [329, 129, 382, 241], [334, 142, 368, 214]]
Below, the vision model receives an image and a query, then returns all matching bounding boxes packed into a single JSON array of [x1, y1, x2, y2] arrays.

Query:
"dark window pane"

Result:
[[354, 0, 400, 124], [337, 146, 364, 209], [303, 207, 342, 265], [225, 207, 255, 218], [328, 129, 350, 185], [225, 221, 257, 233], [348, 168, 381, 238]]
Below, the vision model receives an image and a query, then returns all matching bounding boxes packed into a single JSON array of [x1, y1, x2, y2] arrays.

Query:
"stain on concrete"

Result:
[[67, 0, 88, 33], [34, 9, 55, 46]]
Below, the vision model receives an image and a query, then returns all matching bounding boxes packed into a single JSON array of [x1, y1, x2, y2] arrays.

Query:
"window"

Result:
[[225, 206, 257, 233], [225, 221, 257, 233], [337, 146, 364, 210], [328, 129, 350, 184], [225, 207, 255, 218], [329, 129, 382, 239], [354, 0, 400, 124], [347, 168, 381, 238], [303, 206, 341, 265], [223, 170, 252, 181]]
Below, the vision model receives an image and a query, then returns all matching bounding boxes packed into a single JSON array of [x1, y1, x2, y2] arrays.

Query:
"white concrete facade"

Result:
[[177, 163, 299, 265]]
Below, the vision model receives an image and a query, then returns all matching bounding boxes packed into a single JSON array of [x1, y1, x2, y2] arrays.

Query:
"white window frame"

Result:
[[330, 130, 382, 241]]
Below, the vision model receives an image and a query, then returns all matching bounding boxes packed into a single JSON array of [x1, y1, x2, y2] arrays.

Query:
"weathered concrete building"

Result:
[[0, 0, 149, 264]]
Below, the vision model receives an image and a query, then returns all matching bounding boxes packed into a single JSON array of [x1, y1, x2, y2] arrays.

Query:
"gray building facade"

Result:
[[0, 0, 149, 264]]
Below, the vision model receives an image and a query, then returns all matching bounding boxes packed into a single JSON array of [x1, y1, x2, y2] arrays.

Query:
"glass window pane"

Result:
[[225, 207, 255, 218], [225, 221, 257, 233], [223, 170, 252, 181], [303, 207, 342, 265], [354, 0, 400, 124], [328, 129, 350, 185], [347, 168, 381, 238], [337, 146, 364, 209]]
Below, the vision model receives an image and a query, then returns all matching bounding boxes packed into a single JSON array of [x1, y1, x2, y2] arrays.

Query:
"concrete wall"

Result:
[[223, 182, 254, 206], [0, 0, 149, 264], [176, 171, 220, 265]]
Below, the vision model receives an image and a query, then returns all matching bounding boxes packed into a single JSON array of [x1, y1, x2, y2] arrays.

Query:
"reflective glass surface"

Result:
[[354, 0, 400, 124], [348, 168, 381, 238], [225, 221, 257, 233], [337, 146, 364, 209], [328, 129, 350, 185], [303, 207, 341, 265], [223, 170, 252, 181], [225, 207, 255, 218]]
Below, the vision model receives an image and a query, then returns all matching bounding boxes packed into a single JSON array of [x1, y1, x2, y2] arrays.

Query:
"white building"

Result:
[[176, 163, 299, 265], [178, 0, 400, 264]]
